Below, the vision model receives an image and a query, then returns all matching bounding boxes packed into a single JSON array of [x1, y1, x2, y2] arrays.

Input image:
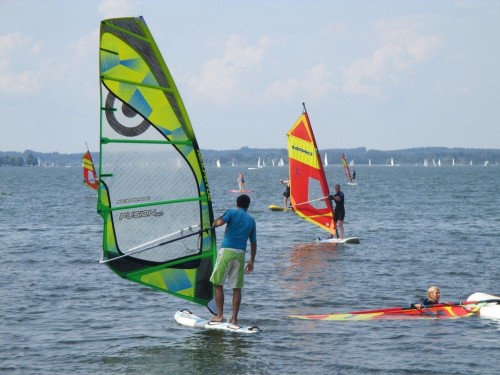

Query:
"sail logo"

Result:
[[116, 196, 151, 205], [292, 145, 313, 156], [118, 209, 164, 220]]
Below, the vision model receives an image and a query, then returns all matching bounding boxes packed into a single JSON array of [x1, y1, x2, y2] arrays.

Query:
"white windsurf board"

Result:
[[174, 309, 260, 334], [467, 292, 500, 320], [317, 236, 360, 244]]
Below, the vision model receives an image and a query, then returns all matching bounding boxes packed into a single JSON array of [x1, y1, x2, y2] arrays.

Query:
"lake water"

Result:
[[0, 164, 498, 374]]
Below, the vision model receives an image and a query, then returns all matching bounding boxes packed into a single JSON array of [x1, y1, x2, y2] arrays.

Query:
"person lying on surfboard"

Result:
[[411, 286, 441, 309], [210, 194, 257, 325]]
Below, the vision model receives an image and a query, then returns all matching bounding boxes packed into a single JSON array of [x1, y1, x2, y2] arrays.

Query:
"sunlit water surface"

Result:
[[0, 165, 498, 374]]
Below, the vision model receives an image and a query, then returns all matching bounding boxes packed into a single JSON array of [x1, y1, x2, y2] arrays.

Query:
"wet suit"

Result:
[[283, 185, 290, 199], [330, 191, 345, 221], [410, 298, 438, 310]]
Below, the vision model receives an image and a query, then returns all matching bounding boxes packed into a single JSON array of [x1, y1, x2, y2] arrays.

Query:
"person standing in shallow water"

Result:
[[210, 194, 257, 325]]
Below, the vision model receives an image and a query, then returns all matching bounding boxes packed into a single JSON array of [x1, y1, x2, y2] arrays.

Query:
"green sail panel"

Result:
[[98, 17, 216, 308]]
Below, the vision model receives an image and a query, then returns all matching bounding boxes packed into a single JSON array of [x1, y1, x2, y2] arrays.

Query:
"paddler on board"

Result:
[[411, 286, 441, 309], [210, 194, 257, 325], [237, 172, 245, 191]]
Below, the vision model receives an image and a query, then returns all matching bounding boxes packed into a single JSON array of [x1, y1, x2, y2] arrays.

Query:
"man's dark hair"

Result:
[[236, 194, 251, 209]]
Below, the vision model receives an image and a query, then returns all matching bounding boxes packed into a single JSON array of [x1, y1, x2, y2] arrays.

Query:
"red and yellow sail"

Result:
[[341, 153, 353, 183], [82, 150, 98, 191], [287, 106, 336, 235]]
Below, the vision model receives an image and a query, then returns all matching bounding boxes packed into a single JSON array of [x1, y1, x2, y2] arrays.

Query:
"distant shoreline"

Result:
[[1, 146, 499, 167]]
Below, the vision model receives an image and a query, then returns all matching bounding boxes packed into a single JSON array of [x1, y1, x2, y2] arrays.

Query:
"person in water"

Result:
[[280, 178, 290, 208], [412, 286, 441, 309], [237, 173, 245, 191], [352, 169, 356, 180], [328, 184, 345, 239], [210, 194, 257, 325]]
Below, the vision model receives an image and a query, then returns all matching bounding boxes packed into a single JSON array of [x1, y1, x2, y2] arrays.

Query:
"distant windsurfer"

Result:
[[280, 178, 290, 208], [237, 173, 245, 191], [210, 194, 257, 325], [328, 184, 345, 239], [412, 286, 441, 310]]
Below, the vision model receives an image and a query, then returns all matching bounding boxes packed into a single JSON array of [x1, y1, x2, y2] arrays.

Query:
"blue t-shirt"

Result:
[[220, 208, 257, 251]]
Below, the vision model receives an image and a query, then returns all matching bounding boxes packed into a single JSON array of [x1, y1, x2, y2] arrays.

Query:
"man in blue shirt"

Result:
[[210, 194, 257, 325]]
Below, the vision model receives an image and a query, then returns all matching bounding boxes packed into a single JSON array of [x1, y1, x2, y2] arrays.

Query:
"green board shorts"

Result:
[[210, 248, 246, 289]]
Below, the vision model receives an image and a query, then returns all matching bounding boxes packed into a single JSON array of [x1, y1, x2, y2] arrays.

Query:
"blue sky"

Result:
[[1, 0, 499, 153]]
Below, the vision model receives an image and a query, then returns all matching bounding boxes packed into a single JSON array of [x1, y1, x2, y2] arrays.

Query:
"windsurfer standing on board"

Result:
[[210, 194, 257, 325], [280, 178, 290, 208], [237, 173, 245, 191], [329, 184, 345, 239], [412, 286, 441, 310]]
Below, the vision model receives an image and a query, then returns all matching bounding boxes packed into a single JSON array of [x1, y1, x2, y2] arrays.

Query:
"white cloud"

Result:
[[341, 19, 442, 96], [260, 64, 334, 102], [0, 33, 43, 94], [303, 64, 334, 98], [188, 35, 278, 106], [98, 0, 139, 19]]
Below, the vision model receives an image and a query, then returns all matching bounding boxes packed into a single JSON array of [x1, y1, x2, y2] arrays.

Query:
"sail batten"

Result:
[[101, 74, 177, 93], [101, 137, 193, 146], [98, 16, 216, 311], [287, 105, 336, 235]]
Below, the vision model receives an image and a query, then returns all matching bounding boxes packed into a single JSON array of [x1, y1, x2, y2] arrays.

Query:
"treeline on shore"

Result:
[[1, 147, 499, 167]]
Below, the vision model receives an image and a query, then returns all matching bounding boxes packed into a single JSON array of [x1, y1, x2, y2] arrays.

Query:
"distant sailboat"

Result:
[[248, 157, 260, 170], [432, 158, 436, 167], [452, 158, 455, 166], [438, 159, 441, 167], [349, 160, 354, 167], [324, 153, 328, 167], [82, 149, 98, 191], [216, 159, 221, 168], [341, 153, 357, 185], [424, 159, 428, 167], [262, 159, 266, 167], [272, 159, 275, 166], [368, 159, 372, 166], [470, 160, 473, 166], [390, 157, 394, 167], [484, 161, 489, 166], [278, 158, 284, 167]]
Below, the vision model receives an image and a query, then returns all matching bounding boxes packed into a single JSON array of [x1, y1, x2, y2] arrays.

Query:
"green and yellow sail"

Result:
[[98, 17, 216, 310]]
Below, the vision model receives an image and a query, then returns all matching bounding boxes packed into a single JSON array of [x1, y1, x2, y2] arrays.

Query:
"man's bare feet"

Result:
[[210, 316, 223, 323]]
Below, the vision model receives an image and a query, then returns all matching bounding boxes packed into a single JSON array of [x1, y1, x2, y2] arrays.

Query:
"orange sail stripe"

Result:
[[287, 110, 336, 235]]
